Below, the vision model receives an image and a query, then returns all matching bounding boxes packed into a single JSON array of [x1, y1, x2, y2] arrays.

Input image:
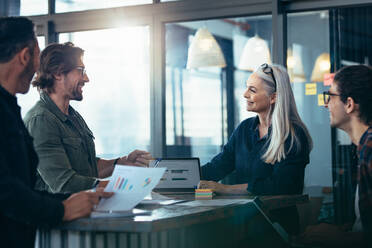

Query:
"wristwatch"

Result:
[[93, 179, 100, 188], [113, 157, 120, 167]]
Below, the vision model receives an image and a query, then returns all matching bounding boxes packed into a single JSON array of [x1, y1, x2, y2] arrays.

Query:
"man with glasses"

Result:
[[24, 42, 152, 194], [300, 65, 372, 247], [0, 17, 113, 248]]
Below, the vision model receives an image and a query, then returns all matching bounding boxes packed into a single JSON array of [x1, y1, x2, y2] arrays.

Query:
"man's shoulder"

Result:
[[358, 126, 372, 162], [23, 101, 59, 125], [360, 127, 372, 147]]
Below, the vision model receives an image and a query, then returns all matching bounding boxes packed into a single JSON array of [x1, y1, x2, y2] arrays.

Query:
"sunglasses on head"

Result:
[[260, 63, 277, 91]]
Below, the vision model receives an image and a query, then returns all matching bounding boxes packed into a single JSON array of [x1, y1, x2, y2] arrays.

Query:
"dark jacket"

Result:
[[0, 85, 66, 248], [201, 116, 310, 195]]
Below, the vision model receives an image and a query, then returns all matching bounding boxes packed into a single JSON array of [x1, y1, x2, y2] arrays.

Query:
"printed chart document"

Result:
[[96, 165, 166, 211]]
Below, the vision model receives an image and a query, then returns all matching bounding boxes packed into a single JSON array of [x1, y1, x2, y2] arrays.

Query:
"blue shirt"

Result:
[[201, 116, 310, 195]]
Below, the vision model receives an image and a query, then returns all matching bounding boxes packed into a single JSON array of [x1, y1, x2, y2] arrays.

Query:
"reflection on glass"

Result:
[[287, 11, 332, 188], [18, 36, 46, 117], [166, 16, 272, 164], [57, 27, 150, 158], [232, 16, 272, 124], [56, 0, 151, 13], [20, 0, 48, 16]]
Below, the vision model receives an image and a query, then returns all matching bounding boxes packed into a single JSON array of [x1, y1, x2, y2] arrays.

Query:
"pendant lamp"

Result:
[[287, 48, 305, 83], [311, 53, 330, 82], [186, 27, 226, 69], [238, 35, 271, 71]]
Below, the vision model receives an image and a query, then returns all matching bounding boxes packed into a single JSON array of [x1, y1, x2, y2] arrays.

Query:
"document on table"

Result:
[[96, 165, 166, 211], [91, 208, 150, 218], [177, 199, 254, 207], [140, 192, 187, 205]]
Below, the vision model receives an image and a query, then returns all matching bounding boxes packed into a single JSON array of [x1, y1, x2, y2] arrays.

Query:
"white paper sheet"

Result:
[[91, 209, 150, 218], [177, 199, 254, 207], [96, 165, 166, 211]]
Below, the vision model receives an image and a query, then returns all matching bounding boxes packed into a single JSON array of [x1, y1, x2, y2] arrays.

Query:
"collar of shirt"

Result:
[[249, 115, 271, 143], [40, 91, 78, 123], [357, 126, 372, 157], [0, 84, 21, 113]]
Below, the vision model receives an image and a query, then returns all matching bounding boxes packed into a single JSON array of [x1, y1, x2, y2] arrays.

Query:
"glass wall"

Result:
[[58, 27, 150, 158], [287, 11, 332, 188], [56, 0, 151, 13], [20, 0, 48, 16], [165, 16, 272, 166]]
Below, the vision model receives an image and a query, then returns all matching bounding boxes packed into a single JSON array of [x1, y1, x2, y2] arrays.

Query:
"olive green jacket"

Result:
[[24, 92, 99, 193]]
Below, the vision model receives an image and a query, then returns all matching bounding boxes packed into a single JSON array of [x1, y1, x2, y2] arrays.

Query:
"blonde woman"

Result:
[[199, 63, 313, 196]]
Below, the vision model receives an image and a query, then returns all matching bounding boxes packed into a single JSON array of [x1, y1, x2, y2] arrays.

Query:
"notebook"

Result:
[[150, 158, 201, 194]]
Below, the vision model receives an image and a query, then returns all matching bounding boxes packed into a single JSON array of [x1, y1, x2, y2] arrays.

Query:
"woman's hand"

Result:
[[198, 180, 229, 194], [198, 180, 249, 195]]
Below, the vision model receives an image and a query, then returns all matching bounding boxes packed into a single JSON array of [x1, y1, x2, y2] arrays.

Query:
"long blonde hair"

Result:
[[256, 64, 313, 164]]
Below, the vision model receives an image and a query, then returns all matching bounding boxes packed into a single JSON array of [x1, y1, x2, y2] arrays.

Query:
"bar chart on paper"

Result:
[[113, 177, 134, 191], [97, 166, 166, 211]]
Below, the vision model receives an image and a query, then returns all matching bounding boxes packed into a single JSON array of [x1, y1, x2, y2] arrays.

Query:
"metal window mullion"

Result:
[[272, 0, 287, 66], [284, 0, 372, 12], [48, 0, 55, 15], [151, 19, 166, 157]]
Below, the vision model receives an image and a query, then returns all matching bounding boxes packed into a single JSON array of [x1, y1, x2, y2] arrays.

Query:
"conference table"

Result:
[[35, 194, 308, 248]]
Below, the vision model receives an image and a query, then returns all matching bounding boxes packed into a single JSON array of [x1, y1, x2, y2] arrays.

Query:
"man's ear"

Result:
[[18, 47, 31, 66], [53, 69, 65, 81], [345, 96, 358, 114], [53, 73, 63, 81]]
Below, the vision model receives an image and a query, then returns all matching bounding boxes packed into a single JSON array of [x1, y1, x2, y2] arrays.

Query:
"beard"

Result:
[[71, 82, 83, 101], [18, 58, 35, 94]]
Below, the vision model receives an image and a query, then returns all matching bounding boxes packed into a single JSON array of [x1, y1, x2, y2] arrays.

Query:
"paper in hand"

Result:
[[96, 165, 166, 211]]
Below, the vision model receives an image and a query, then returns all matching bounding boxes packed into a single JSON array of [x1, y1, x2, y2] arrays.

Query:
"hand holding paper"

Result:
[[96, 165, 166, 211]]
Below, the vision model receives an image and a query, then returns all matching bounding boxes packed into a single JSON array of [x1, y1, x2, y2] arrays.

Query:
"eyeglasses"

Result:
[[75, 66, 87, 77], [260, 63, 277, 91], [323, 91, 341, 104]]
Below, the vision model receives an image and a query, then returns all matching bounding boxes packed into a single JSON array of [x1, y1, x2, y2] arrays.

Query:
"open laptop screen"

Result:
[[150, 158, 201, 190]]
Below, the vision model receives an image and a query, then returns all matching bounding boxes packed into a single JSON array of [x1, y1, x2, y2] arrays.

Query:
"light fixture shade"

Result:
[[238, 35, 271, 71], [311, 53, 330, 82], [287, 48, 305, 83], [186, 27, 226, 69]]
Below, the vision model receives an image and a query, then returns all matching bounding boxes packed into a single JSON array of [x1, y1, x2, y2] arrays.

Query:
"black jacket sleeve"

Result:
[[0, 153, 65, 227]]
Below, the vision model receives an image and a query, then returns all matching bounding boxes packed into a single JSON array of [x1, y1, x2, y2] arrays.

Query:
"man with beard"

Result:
[[24, 42, 153, 194], [0, 17, 113, 248]]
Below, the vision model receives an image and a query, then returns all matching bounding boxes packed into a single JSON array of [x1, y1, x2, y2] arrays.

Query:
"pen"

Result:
[[153, 158, 162, 168]]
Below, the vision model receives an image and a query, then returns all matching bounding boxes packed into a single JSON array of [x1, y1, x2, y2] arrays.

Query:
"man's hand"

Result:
[[118, 150, 153, 167], [298, 223, 351, 247], [98, 180, 109, 188], [62, 190, 113, 221]]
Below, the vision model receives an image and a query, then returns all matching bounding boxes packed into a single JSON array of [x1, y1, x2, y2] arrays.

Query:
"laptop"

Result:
[[150, 158, 201, 194]]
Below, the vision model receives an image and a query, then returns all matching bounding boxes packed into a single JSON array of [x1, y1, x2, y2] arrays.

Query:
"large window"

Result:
[[58, 27, 151, 158], [56, 0, 151, 13], [20, 0, 48, 16], [165, 17, 272, 165]]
